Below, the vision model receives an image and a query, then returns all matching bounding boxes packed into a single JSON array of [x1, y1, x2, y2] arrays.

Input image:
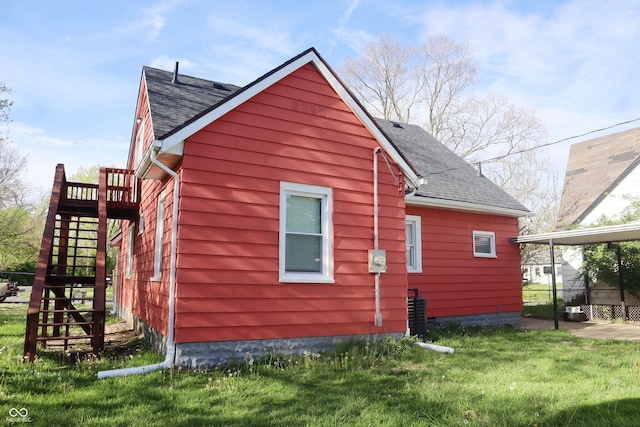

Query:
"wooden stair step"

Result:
[[39, 309, 95, 314], [38, 322, 94, 327], [36, 335, 94, 342], [45, 275, 96, 285]]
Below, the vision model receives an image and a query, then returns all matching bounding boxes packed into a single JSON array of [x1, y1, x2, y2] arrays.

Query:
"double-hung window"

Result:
[[152, 191, 166, 280], [405, 215, 422, 272], [473, 230, 496, 258], [279, 182, 333, 283]]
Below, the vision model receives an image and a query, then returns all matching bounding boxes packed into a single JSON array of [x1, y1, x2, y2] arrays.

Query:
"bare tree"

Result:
[[340, 34, 420, 123], [414, 35, 477, 140], [339, 35, 558, 235], [0, 82, 28, 209]]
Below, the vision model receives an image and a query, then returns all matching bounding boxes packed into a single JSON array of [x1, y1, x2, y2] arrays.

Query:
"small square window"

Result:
[[473, 231, 496, 258]]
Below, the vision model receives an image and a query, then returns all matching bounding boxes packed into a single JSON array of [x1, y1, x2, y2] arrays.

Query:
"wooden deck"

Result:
[[24, 164, 140, 362]]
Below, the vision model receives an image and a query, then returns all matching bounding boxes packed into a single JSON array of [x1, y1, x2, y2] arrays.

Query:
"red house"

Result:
[[114, 48, 528, 367]]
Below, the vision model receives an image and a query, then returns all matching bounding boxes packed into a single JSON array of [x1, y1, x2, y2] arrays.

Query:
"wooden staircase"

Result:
[[24, 164, 139, 362]]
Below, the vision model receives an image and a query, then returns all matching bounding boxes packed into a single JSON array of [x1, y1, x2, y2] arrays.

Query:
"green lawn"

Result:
[[523, 282, 563, 304], [1, 304, 639, 426], [521, 303, 563, 320]]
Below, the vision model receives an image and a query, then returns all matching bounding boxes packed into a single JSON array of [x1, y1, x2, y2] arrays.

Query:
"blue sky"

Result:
[[1, 0, 640, 193]]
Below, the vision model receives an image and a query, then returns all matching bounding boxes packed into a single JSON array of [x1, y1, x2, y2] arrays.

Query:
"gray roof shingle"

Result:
[[144, 66, 242, 139], [375, 119, 528, 213]]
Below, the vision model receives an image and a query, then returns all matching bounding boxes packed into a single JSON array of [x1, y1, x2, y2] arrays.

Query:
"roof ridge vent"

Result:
[[171, 61, 179, 84], [392, 121, 404, 129]]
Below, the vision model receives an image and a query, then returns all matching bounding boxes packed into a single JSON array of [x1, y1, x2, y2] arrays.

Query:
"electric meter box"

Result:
[[368, 249, 387, 273]]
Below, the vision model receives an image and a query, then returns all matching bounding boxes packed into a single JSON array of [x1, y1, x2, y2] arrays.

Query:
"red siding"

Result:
[[116, 75, 175, 336], [118, 177, 174, 336], [141, 63, 408, 343], [406, 206, 523, 318]]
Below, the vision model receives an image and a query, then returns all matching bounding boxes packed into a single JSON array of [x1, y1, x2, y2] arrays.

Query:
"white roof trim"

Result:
[[156, 49, 420, 188], [514, 222, 640, 245], [406, 194, 530, 218]]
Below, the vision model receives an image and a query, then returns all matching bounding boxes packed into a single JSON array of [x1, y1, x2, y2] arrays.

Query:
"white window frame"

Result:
[[405, 215, 422, 273], [138, 212, 145, 235], [126, 224, 134, 279], [473, 230, 496, 258], [152, 191, 166, 281], [134, 122, 145, 169], [279, 182, 334, 283]]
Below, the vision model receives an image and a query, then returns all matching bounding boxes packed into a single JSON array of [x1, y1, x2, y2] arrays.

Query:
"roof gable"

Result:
[[375, 119, 529, 216], [136, 49, 527, 217], [141, 48, 419, 187], [557, 127, 640, 227]]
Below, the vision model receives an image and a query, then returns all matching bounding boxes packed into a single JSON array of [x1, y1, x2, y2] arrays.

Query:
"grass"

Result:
[[523, 282, 563, 304], [522, 303, 563, 320], [1, 304, 640, 426]]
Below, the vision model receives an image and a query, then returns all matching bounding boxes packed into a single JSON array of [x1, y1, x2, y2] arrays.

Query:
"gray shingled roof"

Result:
[[143, 65, 528, 213], [375, 119, 529, 212], [144, 66, 242, 139]]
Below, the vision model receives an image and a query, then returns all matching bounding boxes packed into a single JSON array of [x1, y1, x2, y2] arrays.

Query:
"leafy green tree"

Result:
[[582, 197, 640, 297], [0, 207, 40, 270], [0, 82, 28, 209], [0, 82, 40, 277]]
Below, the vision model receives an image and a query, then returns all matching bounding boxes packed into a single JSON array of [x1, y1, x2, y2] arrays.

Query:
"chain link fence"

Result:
[[581, 304, 640, 323]]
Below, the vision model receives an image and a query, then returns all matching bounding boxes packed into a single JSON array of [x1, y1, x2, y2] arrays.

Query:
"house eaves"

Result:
[[138, 48, 421, 188], [406, 194, 530, 218], [515, 221, 640, 246], [375, 118, 530, 217]]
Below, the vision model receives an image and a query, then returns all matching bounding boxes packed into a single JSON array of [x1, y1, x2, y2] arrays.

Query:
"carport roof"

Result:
[[514, 222, 640, 246]]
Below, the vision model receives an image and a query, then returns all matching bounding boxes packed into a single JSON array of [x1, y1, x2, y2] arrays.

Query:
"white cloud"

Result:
[[149, 55, 197, 72], [206, 14, 297, 56], [114, 0, 182, 42], [10, 121, 129, 192], [144, 13, 167, 42], [415, 1, 640, 111], [330, 0, 373, 53], [408, 0, 640, 177], [10, 122, 74, 148]]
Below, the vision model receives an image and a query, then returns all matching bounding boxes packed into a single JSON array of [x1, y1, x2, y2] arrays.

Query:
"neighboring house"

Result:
[[522, 252, 563, 285], [557, 127, 640, 304], [115, 48, 529, 367]]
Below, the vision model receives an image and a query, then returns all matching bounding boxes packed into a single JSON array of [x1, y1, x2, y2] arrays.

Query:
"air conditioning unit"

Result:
[[408, 288, 427, 338]]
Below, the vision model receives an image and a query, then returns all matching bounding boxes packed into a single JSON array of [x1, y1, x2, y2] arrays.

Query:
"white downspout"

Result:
[[98, 147, 179, 379], [373, 148, 383, 327]]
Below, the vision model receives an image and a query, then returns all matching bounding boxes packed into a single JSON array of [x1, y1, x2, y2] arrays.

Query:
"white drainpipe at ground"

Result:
[[98, 146, 179, 379], [373, 148, 383, 327], [416, 341, 455, 354]]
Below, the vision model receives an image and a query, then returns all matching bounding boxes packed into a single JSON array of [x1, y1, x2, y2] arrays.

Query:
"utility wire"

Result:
[[426, 116, 640, 176], [481, 116, 640, 163]]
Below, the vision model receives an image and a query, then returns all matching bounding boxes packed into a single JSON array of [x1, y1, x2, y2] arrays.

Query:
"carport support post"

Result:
[[549, 239, 559, 330], [610, 243, 627, 321]]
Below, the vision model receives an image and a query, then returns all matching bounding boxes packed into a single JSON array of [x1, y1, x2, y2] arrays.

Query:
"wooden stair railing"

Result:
[[24, 164, 66, 361], [24, 165, 139, 362]]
